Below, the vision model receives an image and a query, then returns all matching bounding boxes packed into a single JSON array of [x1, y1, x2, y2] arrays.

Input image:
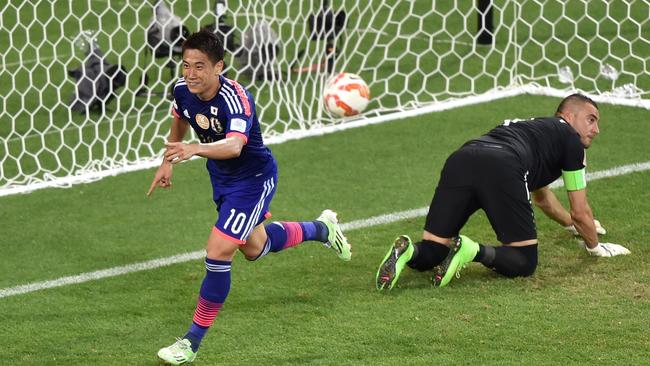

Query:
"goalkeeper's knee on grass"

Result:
[[475, 244, 538, 278]]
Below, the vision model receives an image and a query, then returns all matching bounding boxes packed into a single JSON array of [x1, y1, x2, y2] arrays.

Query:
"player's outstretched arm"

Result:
[[164, 134, 245, 163], [169, 115, 190, 143], [147, 160, 173, 196], [533, 186, 606, 235], [567, 188, 599, 247], [146, 116, 188, 196], [565, 218, 606, 236], [195, 134, 246, 160], [532, 186, 572, 226], [567, 189, 630, 257]]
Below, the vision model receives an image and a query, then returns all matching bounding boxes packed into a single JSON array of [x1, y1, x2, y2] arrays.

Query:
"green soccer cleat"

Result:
[[157, 338, 197, 365], [376, 235, 414, 290], [432, 235, 479, 288], [317, 209, 352, 261]]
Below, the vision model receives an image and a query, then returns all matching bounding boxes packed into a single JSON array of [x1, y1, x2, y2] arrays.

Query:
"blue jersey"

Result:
[[172, 75, 276, 185]]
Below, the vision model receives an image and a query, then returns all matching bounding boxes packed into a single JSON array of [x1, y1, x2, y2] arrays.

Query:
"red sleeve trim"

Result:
[[226, 78, 252, 117], [226, 132, 248, 145]]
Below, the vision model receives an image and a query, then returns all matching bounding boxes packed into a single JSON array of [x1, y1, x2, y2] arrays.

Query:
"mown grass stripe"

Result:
[[1, 160, 649, 299]]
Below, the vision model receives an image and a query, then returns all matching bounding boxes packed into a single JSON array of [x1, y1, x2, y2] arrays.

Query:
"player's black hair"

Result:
[[182, 29, 225, 64], [555, 93, 598, 116]]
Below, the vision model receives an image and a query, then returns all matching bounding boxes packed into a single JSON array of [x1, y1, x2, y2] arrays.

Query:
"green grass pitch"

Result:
[[1, 0, 649, 364], [1, 96, 649, 365]]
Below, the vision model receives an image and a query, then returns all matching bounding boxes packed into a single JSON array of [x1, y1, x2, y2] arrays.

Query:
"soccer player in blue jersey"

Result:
[[147, 30, 351, 365], [376, 94, 631, 291]]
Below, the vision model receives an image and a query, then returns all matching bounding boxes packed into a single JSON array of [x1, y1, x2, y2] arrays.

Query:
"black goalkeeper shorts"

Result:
[[424, 142, 537, 243]]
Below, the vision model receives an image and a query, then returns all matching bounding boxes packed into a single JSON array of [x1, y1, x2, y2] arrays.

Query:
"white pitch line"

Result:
[[0, 252, 204, 299], [1, 160, 649, 299], [558, 161, 650, 187]]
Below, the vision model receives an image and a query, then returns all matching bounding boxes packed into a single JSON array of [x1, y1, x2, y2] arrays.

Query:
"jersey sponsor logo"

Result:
[[196, 113, 210, 129], [211, 117, 224, 134], [230, 118, 247, 133], [211, 106, 218, 116], [183, 109, 190, 119]]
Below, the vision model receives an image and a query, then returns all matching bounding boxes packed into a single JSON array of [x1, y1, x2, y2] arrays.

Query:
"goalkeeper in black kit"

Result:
[[376, 93, 631, 290]]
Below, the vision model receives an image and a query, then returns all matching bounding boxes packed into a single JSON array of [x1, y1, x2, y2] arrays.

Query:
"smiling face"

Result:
[[557, 99, 600, 148], [182, 48, 224, 100]]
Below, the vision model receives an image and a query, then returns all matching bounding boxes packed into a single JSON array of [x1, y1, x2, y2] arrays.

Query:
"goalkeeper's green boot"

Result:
[[432, 235, 479, 288], [317, 209, 352, 261], [157, 338, 197, 365], [376, 235, 414, 290]]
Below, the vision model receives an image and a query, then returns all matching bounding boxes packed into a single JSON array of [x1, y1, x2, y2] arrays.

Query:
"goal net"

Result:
[[1, 0, 648, 195]]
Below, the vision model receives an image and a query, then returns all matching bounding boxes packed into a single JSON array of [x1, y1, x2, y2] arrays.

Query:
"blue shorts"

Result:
[[210, 169, 278, 244]]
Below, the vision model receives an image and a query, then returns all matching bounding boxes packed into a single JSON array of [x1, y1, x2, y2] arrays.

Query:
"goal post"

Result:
[[0, 0, 648, 196]]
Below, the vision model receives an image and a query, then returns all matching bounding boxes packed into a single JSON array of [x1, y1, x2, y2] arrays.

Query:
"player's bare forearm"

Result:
[[147, 159, 173, 196], [571, 210, 599, 248], [147, 116, 186, 196], [532, 187, 572, 226], [567, 189, 599, 248], [195, 136, 244, 160], [165, 136, 244, 163], [168, 115, 189, 143]]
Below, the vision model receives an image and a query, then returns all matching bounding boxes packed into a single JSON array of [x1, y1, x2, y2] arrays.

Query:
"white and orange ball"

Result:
[[323, 72, 370, 117]]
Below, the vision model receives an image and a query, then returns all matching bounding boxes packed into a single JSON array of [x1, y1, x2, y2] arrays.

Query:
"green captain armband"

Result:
[[562, 168, 587, 191]]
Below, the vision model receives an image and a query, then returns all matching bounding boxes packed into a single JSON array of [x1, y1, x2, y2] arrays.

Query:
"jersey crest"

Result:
[[211, 117, 224, 134], [195, 113, 210, 129], [171, 76, 274, 182]]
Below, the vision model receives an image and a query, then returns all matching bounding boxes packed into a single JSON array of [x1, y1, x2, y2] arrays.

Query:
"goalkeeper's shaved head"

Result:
[[555, 93, 598, 117], [182, 30, 224, 64], [555, 93, 600, 149]]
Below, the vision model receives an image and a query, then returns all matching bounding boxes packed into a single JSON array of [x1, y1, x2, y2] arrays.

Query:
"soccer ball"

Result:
[[323, 73, 370, 117]]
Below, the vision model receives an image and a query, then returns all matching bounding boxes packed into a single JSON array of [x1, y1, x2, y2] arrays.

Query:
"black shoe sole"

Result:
[[432, 236, 462, 287]]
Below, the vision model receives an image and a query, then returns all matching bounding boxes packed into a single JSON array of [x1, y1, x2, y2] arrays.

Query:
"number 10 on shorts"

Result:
[[224, 208, 247, 235]]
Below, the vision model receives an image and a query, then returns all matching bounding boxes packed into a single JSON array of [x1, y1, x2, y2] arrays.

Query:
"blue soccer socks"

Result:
[[184, 258, 231, 352], [254, 221, 328, 259]]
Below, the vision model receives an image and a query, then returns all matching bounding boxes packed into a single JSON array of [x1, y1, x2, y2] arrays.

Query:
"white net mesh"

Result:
[[1, 0, 648, 195]]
